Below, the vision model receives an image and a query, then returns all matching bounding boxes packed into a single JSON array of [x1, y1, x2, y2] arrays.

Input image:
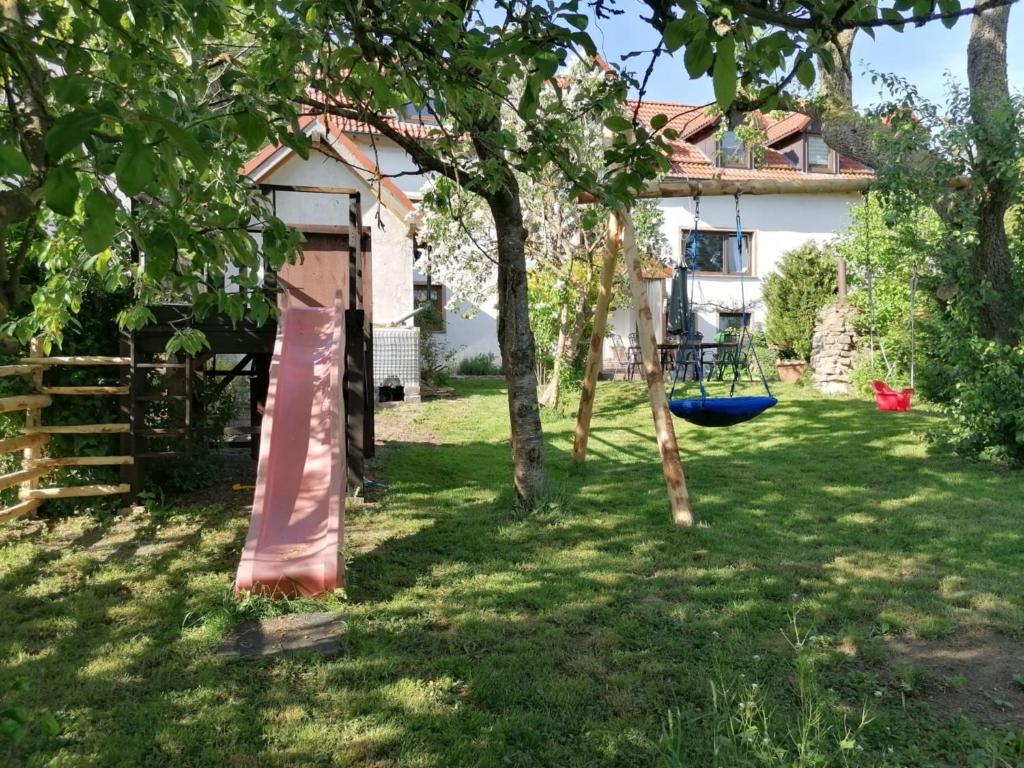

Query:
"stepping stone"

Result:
[[217, 612, 346, 660]]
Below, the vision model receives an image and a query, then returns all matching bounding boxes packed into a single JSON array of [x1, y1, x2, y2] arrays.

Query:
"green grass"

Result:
[[3, 380, 1024, 766]]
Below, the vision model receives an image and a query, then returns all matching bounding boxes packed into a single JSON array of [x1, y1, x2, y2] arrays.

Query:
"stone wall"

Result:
[[810, 302, 858, 395]]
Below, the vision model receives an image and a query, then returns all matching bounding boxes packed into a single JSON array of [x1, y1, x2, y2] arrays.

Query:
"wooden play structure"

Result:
[[0, 185, 374, 536]]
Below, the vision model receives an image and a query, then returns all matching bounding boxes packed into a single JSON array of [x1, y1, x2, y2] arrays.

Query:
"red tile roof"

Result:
[[765, 113, 811, 144], [628, 99, 873, 181]]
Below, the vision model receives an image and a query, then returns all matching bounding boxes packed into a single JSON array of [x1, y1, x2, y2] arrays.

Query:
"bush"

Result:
[[750, 329, 779, 381], [762, 242, 837, 361], [922, 322, 1024, 466], [420, 332, 456, 386], [835, 193, 941, 389], [456, 353, 501, 376]]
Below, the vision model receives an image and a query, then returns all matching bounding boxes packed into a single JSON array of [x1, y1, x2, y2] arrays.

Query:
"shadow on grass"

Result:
[[2, 379, 1022, 766]]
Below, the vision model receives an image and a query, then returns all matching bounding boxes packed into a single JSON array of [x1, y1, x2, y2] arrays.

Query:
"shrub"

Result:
[[419, 331, 456, 386], [457, 353, 501, 376], [835, 193, 941, 389], [762, 242, 837, 361], [922, 321, 1024, 467]]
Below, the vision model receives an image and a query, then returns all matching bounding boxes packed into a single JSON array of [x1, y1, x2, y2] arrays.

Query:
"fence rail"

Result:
[[0, 352, 135, 524]]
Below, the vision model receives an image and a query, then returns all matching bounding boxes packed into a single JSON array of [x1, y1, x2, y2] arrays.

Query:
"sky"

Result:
[[585, 0, 1024, 109]]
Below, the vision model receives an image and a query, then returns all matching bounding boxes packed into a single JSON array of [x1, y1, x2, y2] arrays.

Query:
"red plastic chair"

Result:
[[871, 380, 914, 412]]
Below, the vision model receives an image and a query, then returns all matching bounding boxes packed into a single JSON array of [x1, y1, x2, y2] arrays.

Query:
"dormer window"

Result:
[[806, 135, 833, 173], [719, 130, 748, 168]]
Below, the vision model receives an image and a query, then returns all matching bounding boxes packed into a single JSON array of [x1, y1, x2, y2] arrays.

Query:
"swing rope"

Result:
[[668, 192, 772, 402], [729, 192, 772, 398], [669, 193, 706, 400]]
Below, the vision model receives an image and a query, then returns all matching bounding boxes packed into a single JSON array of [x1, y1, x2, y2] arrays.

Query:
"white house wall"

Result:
[[347, 135, 504, 364], [605, 193, 859, 364], [350, 136, 428, 198], [412, 269, 502, 363], [258, 149, 416, 326]]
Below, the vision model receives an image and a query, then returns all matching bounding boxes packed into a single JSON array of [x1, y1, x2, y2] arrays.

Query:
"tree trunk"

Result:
[[965, 1, 1020, 346], [806, 2, 1021, 346], [617, 209, 693, 527], [487, 184, 548, 505], [540, 301, 571, 409], [540, 274, 592, 410]]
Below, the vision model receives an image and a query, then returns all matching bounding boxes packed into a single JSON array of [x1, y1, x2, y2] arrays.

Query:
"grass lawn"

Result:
[[3, 380, 1024, 766]]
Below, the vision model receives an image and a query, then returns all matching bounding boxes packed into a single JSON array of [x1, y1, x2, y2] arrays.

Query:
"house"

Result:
[[243, 97, 872, 395], [603, 102, 872, 372], [242, 111, 503, 399]]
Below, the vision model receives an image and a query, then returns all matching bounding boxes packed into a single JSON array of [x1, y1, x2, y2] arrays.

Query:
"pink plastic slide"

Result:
[[235, 294, 346, 597]]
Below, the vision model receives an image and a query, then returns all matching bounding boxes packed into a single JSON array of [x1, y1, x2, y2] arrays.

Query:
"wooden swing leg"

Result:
[[617, 209, 693, 527], [573, 243, 617, 463]]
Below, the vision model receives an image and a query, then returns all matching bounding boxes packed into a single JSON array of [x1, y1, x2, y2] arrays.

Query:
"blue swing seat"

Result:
[[668, 395, 778, 428]]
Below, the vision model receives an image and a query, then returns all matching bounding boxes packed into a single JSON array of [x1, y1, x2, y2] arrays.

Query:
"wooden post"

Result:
[[573, 241, 618, 462], [361, 224, 375, 460], [617, 209, 694, 527], [21, 339, 45, 516], [345, 309, 366, 492], [119, 337, 139, 499], [837, 257, 847, 303]]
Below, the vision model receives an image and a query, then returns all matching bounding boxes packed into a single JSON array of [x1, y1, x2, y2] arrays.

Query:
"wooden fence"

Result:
[[0, 345, 133, 524]]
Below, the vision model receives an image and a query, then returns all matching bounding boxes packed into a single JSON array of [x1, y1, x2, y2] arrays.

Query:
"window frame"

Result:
[[717, 129, 750, 169], [805, 134, 834, 174], [413, 281, 446, 333], [680, 228, 754, 277]]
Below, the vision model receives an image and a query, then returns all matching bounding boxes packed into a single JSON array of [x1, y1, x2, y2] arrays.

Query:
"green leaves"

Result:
[[166, 327, 210, 356], [115, 133, 157, 196], [81, 190, 117, 254], [663, 19, 689, 53], [51, 75, 91, 105], [249, 290, 273, 326], [562, 13, 588, 31], [603, 115, 632, 132], [43, 166, 80, 215], [795, 57, 815, 89], [233, 112, 267, 152], [937, 0, 961, 28], [712, 35, 738, 111], [650, 113, 669, 131], [683, 38, 714, 78], [0, 144, 32, 176], [158, 119, 209, 172], [141, 225, 177, 280], [46, 109, 101, 160]]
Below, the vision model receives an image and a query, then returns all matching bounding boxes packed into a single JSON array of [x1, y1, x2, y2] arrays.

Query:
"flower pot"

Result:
[[776, 360, 807, 384]]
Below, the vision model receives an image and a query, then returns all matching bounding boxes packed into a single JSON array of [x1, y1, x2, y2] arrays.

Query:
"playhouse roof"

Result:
[[242, 114, 418, 224]]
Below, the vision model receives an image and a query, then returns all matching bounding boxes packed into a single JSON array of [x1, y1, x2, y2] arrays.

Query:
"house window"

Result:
[[399, 102, 438, 124], [719, 130, 747, 168], [682, 231, 752, 275], [718, 311, 751, 338], [806, 135, 832, 173], [413, 282, 445, 332]]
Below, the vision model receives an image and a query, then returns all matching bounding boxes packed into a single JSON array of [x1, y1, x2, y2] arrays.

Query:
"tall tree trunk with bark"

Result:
[[540, 264, 593, 410], [964, 1, 1020, 345], [804, 1, 1021, 346], [487, 180, 548, 505]]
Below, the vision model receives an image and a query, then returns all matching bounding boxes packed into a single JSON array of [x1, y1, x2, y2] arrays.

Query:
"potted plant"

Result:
[[761, 242, 837, 384]]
